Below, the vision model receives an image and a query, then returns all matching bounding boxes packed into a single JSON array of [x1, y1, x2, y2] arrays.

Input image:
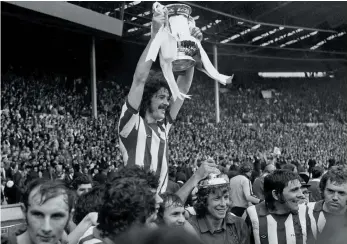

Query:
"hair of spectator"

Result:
[[239, 162, 253, 175], [139, 71, 172, 118], [168, 165, 177, 179], [194, 185, 230, 217], [109, 165, 159, 190], [10, 162, 17, 170], [281, 163, 296, 172], [263, 170, 301, 210], [73, 163, 80, 172], [311, 166, 324, 178], [229, 164, 239, 172], [157, 192, 184, 224], [73, 184, 106, 225], [97, 177, 156, 238], [72, 174, 92, 190], [22, 178, 74, 212], [263, 164, 274, 173], [319, 165, 347, 198]]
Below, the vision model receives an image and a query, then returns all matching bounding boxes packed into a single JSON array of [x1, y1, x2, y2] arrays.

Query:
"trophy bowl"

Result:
[[198, 173, 229, 189], [166, 4, 200, 72]]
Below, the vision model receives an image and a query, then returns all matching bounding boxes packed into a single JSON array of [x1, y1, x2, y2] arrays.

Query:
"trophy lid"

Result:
[[198, 173, 229, 189], [166, 4, 192, 17]]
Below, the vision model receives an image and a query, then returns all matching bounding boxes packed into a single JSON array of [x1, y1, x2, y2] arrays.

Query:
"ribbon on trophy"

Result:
[[146, 2, 190, 100], [146, 2, 233, 101]]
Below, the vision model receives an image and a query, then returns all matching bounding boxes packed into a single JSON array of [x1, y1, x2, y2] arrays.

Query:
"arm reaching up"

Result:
[[176, 159, 220, 204], [127, 11, 166, 110]]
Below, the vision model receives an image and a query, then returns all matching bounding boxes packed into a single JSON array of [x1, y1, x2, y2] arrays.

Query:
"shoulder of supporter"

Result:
[[226, 212, 250, 243], [187, 214, 199, 231]]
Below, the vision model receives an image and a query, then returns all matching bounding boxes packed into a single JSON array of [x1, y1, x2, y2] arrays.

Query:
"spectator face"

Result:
[[76, 183, 92, 197], [163, 204, 185, 227], [148, 88, 170, 121], [265, 164, 276, 174], [323, 179, 347, 214], [206, 188, 230, 220], [278, 179, 303, 211], [298, 186, 310, 204], [23, 187, 70, 244]]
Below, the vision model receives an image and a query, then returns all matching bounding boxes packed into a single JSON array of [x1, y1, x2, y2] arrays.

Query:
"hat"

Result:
[[198, 173, 229, 189], [299, 172, 310, 187]]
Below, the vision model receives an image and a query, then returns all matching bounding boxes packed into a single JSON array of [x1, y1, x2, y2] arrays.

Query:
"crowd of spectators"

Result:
[[1, 68, 346, 204]]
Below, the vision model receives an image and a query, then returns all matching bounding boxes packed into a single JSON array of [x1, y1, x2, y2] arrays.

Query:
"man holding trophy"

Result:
[[118, 3, 220, 194]]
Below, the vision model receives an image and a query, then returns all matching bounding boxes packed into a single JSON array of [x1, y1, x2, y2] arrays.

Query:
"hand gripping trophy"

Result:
[[146, 2, 233, 101]]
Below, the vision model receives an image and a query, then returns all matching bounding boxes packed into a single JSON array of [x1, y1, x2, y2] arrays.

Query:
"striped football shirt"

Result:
[[305, 200, 347, 244], [118, 100, 172, 193], [246, 201, 307, 244]]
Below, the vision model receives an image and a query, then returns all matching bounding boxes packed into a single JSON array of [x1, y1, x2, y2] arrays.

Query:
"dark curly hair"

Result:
[[109, 165, 159, 190], [264, 170, 301, 211], [139, 71, 172, 118], [239, 162, 253, 175], [71, 174, 92, 190], [319, 165, 347, 199], [73, 184, 106, 224], [157, 193, 184, 225], [97, 177, 156, 238], [194, 185, 230, 217]]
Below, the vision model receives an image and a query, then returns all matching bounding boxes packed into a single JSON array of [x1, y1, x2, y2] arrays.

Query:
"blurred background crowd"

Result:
[[1, 67, 346, 204]]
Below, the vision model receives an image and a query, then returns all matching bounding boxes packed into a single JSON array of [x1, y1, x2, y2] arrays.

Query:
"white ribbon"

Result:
[[196, 41, 233, 85], [146, 3, 190, 101]]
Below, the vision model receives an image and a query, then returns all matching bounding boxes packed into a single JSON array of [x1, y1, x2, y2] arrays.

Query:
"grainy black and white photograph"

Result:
[[1, 1, 347, 244]]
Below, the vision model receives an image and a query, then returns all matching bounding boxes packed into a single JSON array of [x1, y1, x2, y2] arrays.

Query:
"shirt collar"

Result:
[[197, 213, 236, 234], [313, 200, 324, 212], [259, 201, 298, 216]]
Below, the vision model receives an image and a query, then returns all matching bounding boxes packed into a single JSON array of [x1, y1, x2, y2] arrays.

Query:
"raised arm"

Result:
[[176, 160, 220, 204], [169, 27, 203, 120], [128, 12, 166, 110]]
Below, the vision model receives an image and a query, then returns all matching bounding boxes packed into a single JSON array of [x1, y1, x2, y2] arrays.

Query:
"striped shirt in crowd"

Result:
[[305, 200, 347, 244], [245, 201, 308, 244], [118, 100, 172, 193]]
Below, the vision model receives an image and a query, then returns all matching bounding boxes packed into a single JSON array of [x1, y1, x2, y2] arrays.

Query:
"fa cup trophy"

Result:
[[146, 2, 232, 100], [166, 4, 200, 72]]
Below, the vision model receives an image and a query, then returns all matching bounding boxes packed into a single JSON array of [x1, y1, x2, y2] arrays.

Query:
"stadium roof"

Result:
[[68, 1, 347, 72], [3, 1, 347, 72]]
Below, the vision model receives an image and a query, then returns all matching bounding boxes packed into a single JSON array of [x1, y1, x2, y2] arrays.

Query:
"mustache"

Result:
[[158, 105, 169, 110]]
